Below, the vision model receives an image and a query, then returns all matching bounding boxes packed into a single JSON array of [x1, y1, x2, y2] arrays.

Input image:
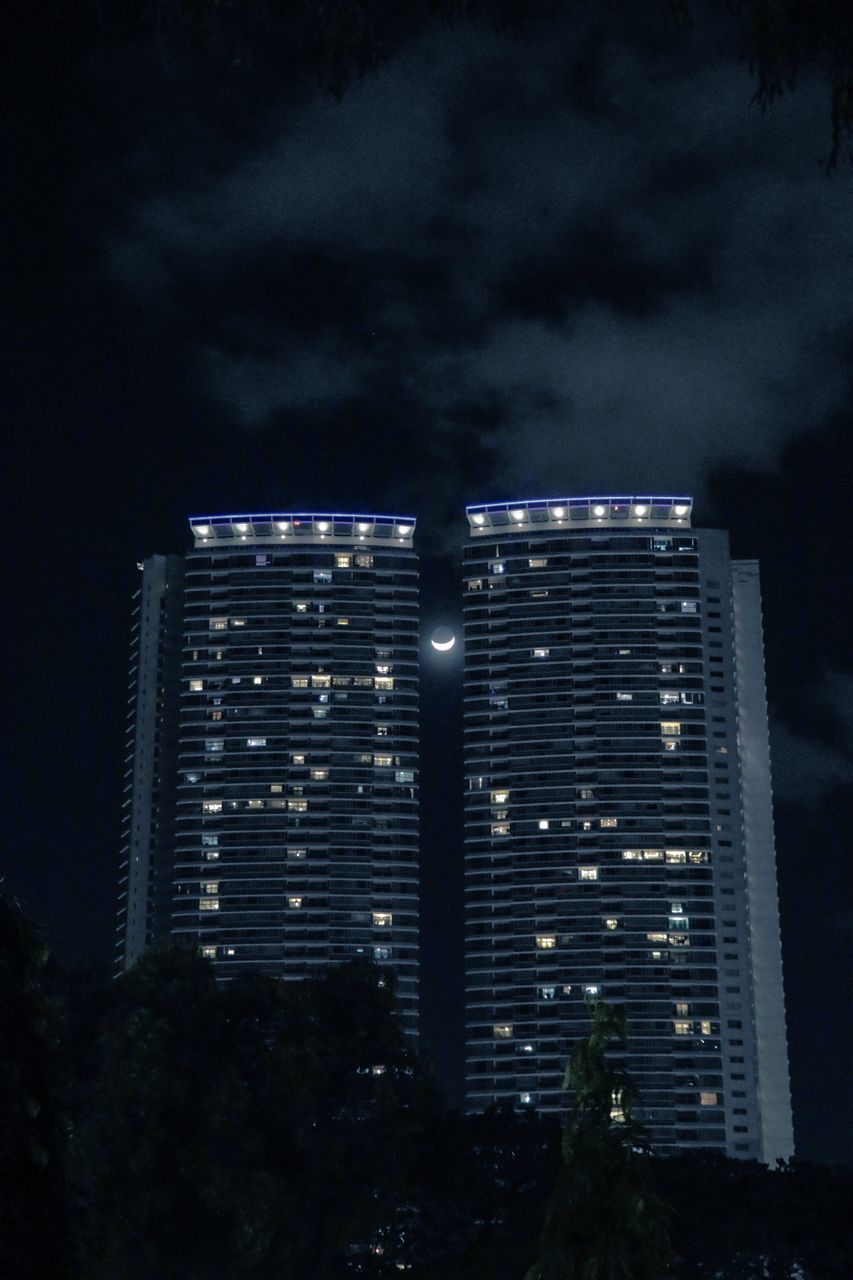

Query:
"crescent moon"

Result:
[[431, 634, 456, 652]]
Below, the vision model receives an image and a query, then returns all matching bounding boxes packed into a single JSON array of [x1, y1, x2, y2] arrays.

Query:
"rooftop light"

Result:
[[276, 521, 290, 531], [510, 508, 525, 521], [397, 524, 412, 535], [235, 522, 249, 533], [195, 524, 210, 536], [316, 521, 330, 532], [593, 503, 607, 517], [358, 522, 371, 532], [674, 504, 689, 516], [633, 504, 648, 516], [472, 514, 485, 525], [551, 507, 565, 518]]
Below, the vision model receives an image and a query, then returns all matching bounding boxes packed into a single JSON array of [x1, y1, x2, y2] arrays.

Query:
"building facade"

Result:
[[462, 496, 793, 1161], [117, 513, 420, 1035]]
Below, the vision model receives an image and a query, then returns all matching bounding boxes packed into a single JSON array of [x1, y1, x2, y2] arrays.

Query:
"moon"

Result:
[[430, 626, 456, 652]]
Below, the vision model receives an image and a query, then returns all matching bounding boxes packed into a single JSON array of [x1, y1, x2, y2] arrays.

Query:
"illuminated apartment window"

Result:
[[270, 784, 283, 793], [700, 1020, 713, 1035], [660, 691, 680, 705], [354, 675, 374, 688], [538, 819, 550, 830], [665, 850, 687, 864], [467, 578, 483, 590], [647, 932, 668, 943], [210, 617, 228, 631], [311, 674, 331, 689], [673, 1021, 692, 1035], [291, 753, 305, 764], [251, 675, 264, 686], [583, 984, 600, 998], [199, 898, 219, 911], [395, 769, 415, 783], [292, 676, 309, 688], [287, 847, 307, 860], [205, 739, 224, 753], [231, 618, 246, 627], [579, 787, 594, 800], [528, 557, 548, 568], [295, 601, 308, 613], [374, 754, 393, 767], [493, 1024, 513, 1039], [355, 553, 373, 568], [675, 1002, 689, 1016], [664, 739, 679, 752], [491, 822, 510, 836], [313, 570, 332, 583], [600, 817, 617, 828], [700, 1092, 718, 1106], [287, 799, 308, 812], [202, 800, 222, 814], [660, 721, 681, 736], [373, 946, 391, 961], [490, 561, 505, 574], [491, 790, 510, 805], [310, 768, 328, 781], [540, 985, 556, 999], [335, 554, 352, 568], [247, 737, 267, 748], [312, 707, 329, 718], [247, 799, 265, 810], [532, 647, 550, 659], [372, 912, 393, 927], [579, 868, 598, 881], [582, 820, 593, 831], [200, 946, 217, 959], [616, 691, 632, 702], [519, 1092, 534, 1105], [287, 897, 303, 910], [201, 835, 219, 848], [189, 679, 204, 692], [375, 676, 394, 690], [535, 935, 557, 949], [604, 918, 619, 930], [337, 618, 349, 626], [375, 663, 393, 675], [680, 600, 698, 613]]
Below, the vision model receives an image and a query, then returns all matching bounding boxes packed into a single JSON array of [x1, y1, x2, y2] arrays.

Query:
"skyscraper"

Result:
[[462, 496, 793, 1161], [117, 512, 420, 1035]]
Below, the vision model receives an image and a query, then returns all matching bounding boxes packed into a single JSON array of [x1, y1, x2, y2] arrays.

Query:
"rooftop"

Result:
[[189, 512, 417, 549], [465, 495, 693, 534]]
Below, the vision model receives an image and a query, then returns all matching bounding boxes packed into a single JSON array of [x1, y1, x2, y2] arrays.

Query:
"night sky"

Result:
[[5, 5, 852, 1165]]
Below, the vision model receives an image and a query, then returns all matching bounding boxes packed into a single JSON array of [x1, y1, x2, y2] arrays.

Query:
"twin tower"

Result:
[[118, 496, 793, 1162]]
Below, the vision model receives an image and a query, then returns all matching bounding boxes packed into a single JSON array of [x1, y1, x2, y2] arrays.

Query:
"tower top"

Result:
[[188, 512, 417, 549], [465, 495, 692, 534]]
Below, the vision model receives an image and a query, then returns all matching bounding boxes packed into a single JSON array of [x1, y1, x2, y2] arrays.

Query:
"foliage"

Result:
[[0, 891, 67, 1279], [525, 1000, 674, 1280]]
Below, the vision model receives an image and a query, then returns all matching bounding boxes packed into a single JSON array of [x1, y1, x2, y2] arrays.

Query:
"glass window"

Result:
[[199, 898, 219, 911], [335, 554, 351, 568], [538, 819, 550, 830], [202, 800, 222, 814], [535, 935, 556, 949], [579, 868, 598, 881], [356, 553, 374, 568], [700, 1092, 718, 1106], [491, 822, 510, 836], [532, 647, 550, 659], [247, 737, 267, 747], [375, 676, 394, 690], [660, 721, 681, 735], [493, 1024, 513, 1038], [313, 570, 332, 583], [600, 817, 617, 828], [287, 847, 307, 860], [287, 897, 303, 909], [189, 679, 204, 692], [372, 912, 393, 927], [674, 1021, 692, 1035]]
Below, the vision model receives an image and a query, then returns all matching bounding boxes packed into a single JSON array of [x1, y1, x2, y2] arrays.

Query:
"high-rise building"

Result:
[[462, 495, 793, 1161], [117, 512, 420, 1036]]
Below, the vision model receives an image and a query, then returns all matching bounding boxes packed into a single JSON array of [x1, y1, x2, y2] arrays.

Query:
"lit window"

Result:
[[674, 1021, 692, 1035], [200, 946, 217, 959], [583, 984, 600, 998], [310, 768, 328, 781], [467, 578, 483, 590], [287, 897, 303, 909], [335, 554, 351, 567], [538, 819, 550, 830], [700, 1020, 713, 1035], [675, 1002, 689, 1016], [660, 721, 681, 736], [374, 754, 393, 767], [615, 691, 632, 702], [270, 783, 283, 793], [288, 799, 308, 812], [665, 850, 687, 864], [491, 790, 510, 805], [395, 769, 414, 783], [287, 847, 307, 860], [700, 1092, 718, 1106], [201, 835, 218, 847], [579, 868, 598, 881], [664, 739, 679, 751], [202, 800, 222, 814], [231, 618, 246, 628], [660, 691, 680, 705], [579, 788, 594, 800], [292, 676, 309, 688], [375, 676, 394, 690], [493, 1024, 513, 1039], [355, 554, 373, 568], [581, 820, 593, 831], [247, 799, 265, 810], [375, 663, 393, 675], [532, 647, 550, 659], [490, 561, 505, 574], [528, 557, 548, 568], [491, 822, 510, 836], [600, 817, 617, 828], [314, 570, 332, 583], [291, 753, 305, 764], [225, 947, 236, 957], [372, 912, 392, 927], [189, 679, 204, 692], [680, 600, 698, 613], [312, 707, 329, 718], [247, 737, 267, 748], [622, 850, 641, 861], [373, 946, 391, 960], [535, 935, 556, 949], [689, 850, 708, 864], [295, 601, 308, 613], [210, 617, 228, 631], [205, 739, 224, 753], [647, 932, 668, 943], [311, 674, 331, 689], [199, 898, 219, 911], [252, 676, 263, 685], [519, 1092, 534, 1105], [337, 617, 349, 626], [604, 918, 619, 930], [539, 985, 556, 999]]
